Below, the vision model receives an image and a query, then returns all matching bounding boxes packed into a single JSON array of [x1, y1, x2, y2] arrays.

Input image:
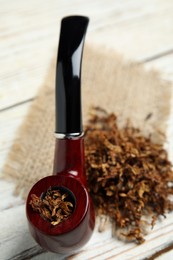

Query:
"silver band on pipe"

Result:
[[54, 132, 84, 140]]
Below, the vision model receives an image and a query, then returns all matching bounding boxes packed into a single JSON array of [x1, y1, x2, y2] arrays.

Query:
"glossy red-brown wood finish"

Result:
[[53, 137, 86, 184], [26, 137, 95, 254]]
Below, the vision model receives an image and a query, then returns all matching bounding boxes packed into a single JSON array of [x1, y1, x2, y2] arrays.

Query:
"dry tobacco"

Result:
[[85, 107, 173, 244], [29, 188, 73, 225]]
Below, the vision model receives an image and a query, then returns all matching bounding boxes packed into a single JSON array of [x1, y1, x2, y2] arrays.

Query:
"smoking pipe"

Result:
[[26, 15, 95, 254]]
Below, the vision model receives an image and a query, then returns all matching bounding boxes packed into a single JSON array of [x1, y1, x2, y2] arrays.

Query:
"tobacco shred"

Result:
[[85, 107, 173, 244], [29, 188, 73, 225]]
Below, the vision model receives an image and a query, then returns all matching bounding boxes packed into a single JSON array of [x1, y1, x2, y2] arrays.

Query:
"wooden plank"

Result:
[[1, 0, 173, 110], [1, 201, 173, 259], [0, 102, 30, 172], [0, 180, 23, 211], [144, 54, 173, 82], [0, 204, 46, 260], [90, 11, 173, 61], [157, 251, 173, 260]]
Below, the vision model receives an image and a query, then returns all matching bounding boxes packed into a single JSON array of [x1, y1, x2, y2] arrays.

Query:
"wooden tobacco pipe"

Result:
[[26, 16, 95, 254]]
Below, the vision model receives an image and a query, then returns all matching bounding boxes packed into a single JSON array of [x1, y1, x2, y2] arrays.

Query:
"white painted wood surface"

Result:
[[0, 0, 173, 259]]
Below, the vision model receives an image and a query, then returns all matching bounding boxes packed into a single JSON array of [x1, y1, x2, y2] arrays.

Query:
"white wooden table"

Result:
[[1, 0, 173, 259]]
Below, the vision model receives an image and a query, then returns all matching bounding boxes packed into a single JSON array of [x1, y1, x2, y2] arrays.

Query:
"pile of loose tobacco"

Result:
[[85, 107, 173, 244]]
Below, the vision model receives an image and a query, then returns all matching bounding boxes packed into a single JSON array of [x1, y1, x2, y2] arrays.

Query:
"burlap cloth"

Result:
[[2, 44, 172, 199]]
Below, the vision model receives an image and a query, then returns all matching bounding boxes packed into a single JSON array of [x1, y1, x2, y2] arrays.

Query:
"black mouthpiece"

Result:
[[55, 16, 89, 135]]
